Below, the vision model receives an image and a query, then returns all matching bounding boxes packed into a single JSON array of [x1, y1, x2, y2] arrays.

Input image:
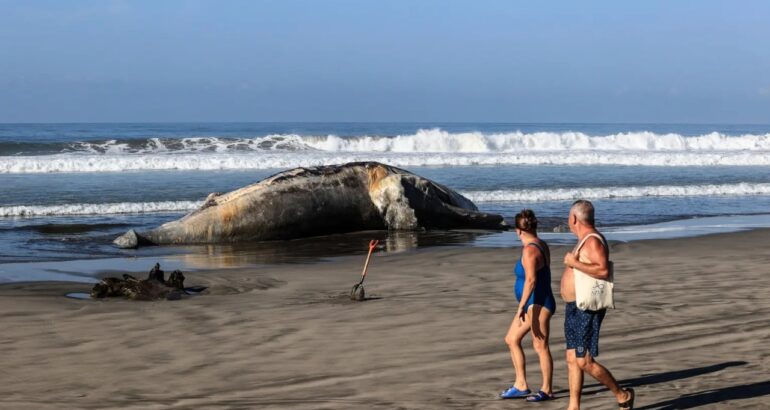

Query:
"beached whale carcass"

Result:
[[114, 162, 507, 248]]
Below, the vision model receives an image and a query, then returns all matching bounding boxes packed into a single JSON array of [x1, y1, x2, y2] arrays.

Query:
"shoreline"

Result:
[[1, 228, 769, 408], [5, 225, 770, 293], [3, 213, 770, 285]]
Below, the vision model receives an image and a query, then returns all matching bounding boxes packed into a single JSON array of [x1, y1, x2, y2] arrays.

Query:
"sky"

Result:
[[0, 0, 769, 123]]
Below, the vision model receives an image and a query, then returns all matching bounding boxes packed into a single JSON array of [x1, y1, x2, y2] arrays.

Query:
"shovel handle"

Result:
[[360, 240, 379, 282]]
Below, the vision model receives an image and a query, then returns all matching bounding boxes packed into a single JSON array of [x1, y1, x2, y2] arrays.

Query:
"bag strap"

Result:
[[574, 233, 609, 256], [526, 241, 550, 266]]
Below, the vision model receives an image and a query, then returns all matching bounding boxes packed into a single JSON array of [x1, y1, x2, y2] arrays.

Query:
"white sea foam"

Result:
[[58, 129, 770, 154], [462, 183, 770, 203], [0, 201, 201, 217], [3, 183, 770, 217], [2, 129, 770, 173], [3, 150, 770, 174], [302, 129, 770, 152], [68, 135, 310, 154]]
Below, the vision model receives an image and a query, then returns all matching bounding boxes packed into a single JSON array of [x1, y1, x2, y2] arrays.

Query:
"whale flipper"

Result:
[[113, 229, 154, 249]]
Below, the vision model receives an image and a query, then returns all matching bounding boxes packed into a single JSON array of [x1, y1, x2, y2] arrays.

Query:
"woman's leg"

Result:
[[530, 305, 554, 394], [504, 313, 531, 390]]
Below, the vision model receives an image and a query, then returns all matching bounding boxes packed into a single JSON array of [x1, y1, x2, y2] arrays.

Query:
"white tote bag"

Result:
[[573, 233, 615, 311]]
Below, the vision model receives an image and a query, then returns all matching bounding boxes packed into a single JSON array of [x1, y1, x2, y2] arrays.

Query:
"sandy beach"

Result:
[[2, 229, 770, 409], [4, 1, 770, 409]]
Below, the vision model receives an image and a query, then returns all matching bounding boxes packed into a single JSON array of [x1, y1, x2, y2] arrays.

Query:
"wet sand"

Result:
[[1, 229, 770, 409]]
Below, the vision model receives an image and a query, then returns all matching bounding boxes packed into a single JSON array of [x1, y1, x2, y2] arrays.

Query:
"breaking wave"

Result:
[[4, 129, 770, 154], [463, 183, 770, 203], [3, 151, 770, 174], [301, 129, 770, 152], [4, 183, 770, 217], [2, 129, 770, 173], [0, 201, 201, 217]]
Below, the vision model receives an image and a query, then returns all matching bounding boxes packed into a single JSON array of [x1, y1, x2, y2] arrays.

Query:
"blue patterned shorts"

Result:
[[564, 302, 606, 358]]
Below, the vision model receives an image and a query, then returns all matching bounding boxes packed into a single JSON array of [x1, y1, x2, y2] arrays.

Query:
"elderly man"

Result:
[[560, 200, 635, 410]]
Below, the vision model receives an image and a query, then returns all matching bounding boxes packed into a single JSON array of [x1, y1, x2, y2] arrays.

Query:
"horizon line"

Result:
[[2, 121, 770, 126]]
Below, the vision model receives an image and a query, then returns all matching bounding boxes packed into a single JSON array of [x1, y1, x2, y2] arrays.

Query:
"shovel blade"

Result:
[[350, 284, 365, 301]]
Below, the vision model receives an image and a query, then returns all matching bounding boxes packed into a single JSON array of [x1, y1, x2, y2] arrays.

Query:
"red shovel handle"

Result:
[[359, 239, 379, 282]]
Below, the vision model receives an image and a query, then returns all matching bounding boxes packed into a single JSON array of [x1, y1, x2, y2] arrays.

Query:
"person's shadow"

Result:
[[636, 380, 770, 409], [553, 361, 770, 408], [556, 361, 747, 395]]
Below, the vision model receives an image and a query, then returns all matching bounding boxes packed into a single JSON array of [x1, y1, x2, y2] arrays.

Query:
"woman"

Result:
[[500, 209, 556, 402]]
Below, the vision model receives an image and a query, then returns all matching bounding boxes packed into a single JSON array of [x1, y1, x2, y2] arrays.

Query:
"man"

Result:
[[560, 200, 634, 410]]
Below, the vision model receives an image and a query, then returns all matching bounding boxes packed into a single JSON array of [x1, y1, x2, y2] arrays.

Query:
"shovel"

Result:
[[350, 239, 379, 301]]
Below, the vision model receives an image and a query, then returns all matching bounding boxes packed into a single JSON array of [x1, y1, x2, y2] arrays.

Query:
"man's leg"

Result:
[[566, 349, 583, 410], [575, 354, 631, 403]]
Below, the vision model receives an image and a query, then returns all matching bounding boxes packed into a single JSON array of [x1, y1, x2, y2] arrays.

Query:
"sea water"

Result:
[[1, 122, 769, 266]]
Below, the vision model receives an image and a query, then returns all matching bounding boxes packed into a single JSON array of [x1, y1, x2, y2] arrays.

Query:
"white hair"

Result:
[[571, 200, 595, 225]]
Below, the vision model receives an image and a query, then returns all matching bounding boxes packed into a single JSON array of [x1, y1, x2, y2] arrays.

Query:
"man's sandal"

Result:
[[618, 388, 635, 410]]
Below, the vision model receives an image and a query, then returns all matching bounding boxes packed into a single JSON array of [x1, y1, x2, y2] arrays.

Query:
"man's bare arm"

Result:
[[564, 238, 609, 280]]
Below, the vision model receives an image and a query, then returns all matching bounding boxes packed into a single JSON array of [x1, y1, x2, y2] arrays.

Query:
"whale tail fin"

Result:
[[113, 229, 153, 249]]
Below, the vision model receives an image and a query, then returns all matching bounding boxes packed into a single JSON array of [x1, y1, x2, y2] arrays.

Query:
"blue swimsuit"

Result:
[[514, 241, 556, 313]]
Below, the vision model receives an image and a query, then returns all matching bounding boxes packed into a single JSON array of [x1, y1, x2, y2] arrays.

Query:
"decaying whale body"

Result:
[[114, 162, 507, 248]]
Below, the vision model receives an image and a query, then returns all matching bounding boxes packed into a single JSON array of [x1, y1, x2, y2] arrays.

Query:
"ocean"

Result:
[[2, 122, 770, 268]]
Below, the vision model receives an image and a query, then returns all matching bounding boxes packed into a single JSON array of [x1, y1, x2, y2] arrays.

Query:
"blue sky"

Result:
[[1, 0, 769, 123]]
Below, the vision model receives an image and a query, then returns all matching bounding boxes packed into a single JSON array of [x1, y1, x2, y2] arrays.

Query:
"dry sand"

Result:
[[1, 229, 770, 409]]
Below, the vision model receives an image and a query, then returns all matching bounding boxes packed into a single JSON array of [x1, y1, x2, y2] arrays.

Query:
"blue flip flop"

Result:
[[526, 390, 554, 402], [500, 386, 531, 399]]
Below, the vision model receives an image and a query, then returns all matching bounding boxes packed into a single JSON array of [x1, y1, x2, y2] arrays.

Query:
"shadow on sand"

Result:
[[636, 380, 770, 409], [556, 361, 748, 396], [554, 361, 770, 408]]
